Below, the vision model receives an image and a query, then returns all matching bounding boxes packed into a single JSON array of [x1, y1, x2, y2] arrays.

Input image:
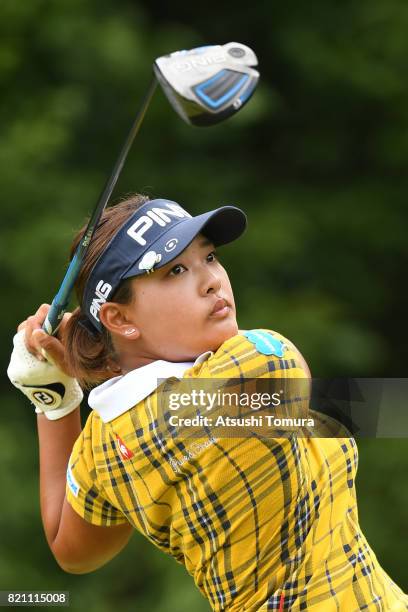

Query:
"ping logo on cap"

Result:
[[126, 203, 191, 246], [90, 280, 112, 322]]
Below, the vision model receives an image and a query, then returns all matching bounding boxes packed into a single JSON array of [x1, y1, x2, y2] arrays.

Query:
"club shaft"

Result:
[[43, 76, 158, 335]]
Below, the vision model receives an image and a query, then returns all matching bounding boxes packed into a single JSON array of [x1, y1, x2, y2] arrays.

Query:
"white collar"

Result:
[[88, 350, 213, 423]]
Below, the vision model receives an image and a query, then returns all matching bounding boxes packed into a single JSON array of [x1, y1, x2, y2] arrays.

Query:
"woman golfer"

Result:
[[8, 195, 408, 610]]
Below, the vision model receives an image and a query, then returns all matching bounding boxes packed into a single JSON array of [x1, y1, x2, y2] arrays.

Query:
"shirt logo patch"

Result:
[[67, 464, 80, 497], [116, 434, 134, 460], [244, 330, 286, 357]]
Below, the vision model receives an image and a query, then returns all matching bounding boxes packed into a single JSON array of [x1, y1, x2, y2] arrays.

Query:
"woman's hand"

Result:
[[17, 303, 72, 377], [8, 304, 83, 420]]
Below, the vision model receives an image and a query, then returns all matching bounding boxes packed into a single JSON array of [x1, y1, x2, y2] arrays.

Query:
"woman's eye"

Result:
[[169, 264, 186, 276], [207, 251, 217, 263]]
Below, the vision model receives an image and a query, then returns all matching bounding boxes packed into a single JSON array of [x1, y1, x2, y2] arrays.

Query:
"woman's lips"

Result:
[[210, 298, 230, 318]]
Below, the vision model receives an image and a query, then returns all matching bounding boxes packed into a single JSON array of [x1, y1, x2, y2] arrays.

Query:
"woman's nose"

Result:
[[201, 269, 222, 295]]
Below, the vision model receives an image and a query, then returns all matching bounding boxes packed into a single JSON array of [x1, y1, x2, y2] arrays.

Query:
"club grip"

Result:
[[43, 298, 69, 336]]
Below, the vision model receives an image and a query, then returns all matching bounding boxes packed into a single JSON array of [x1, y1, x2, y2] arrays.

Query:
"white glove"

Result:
[[7, 330, 83, 420]]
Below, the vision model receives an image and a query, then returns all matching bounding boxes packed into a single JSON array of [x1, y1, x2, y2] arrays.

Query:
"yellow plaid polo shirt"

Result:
[[66, 330, 408, 611]]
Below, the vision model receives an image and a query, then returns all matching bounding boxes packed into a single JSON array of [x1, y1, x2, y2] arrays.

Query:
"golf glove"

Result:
[[7, 330, 83, 420]]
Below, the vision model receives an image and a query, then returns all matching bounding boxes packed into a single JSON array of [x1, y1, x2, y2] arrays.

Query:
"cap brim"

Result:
[[123, 205, 247, 279]]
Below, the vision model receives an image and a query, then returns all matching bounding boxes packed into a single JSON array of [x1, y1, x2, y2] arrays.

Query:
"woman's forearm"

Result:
[[37, 408, 82, 547]]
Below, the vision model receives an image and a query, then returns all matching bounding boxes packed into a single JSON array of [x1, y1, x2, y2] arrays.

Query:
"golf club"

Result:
[[43, 41, 259, 335]]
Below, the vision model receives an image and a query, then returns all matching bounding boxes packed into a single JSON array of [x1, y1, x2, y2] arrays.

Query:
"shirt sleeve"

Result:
[[66, 411, 128, 526]]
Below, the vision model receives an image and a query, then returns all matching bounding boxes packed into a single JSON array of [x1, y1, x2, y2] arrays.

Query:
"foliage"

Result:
[[0, 0, 407, 606]]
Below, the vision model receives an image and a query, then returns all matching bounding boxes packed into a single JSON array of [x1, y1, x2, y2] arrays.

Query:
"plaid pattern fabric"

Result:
[[66, 330, 408, 611]]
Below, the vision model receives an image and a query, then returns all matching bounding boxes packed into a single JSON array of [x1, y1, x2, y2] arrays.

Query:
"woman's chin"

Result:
[[205, 320, 239, 351], [161, 320, 239, 362]]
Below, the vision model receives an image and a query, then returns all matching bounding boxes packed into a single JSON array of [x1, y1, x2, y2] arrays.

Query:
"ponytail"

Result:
[[64, 308, 121, 388]]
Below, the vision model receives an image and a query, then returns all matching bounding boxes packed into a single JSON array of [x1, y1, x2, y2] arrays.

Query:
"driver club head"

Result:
[[153, 42, 260, 126]]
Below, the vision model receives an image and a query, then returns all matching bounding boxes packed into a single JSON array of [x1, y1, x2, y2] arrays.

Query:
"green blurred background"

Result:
[[1, 0, 407, 609]]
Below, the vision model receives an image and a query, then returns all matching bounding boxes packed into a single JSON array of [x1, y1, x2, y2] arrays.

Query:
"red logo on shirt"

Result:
[[115, 434, 134, 460]]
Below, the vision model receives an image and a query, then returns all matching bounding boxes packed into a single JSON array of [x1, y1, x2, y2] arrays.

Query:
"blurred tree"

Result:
[[0, 0, 407, 607]]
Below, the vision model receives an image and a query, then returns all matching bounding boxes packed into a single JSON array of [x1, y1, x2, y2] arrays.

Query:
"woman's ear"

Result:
[[99, 302, 140, 340]]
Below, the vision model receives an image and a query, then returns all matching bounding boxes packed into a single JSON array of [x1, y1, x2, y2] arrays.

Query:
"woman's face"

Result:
[[125, 233, 238, 362]]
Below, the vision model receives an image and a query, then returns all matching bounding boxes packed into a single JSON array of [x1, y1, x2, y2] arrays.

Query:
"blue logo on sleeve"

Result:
[[244, 330, 286, 357]]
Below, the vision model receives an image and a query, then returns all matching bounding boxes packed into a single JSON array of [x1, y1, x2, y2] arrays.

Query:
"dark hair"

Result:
[[63, 194, 149, 388]]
